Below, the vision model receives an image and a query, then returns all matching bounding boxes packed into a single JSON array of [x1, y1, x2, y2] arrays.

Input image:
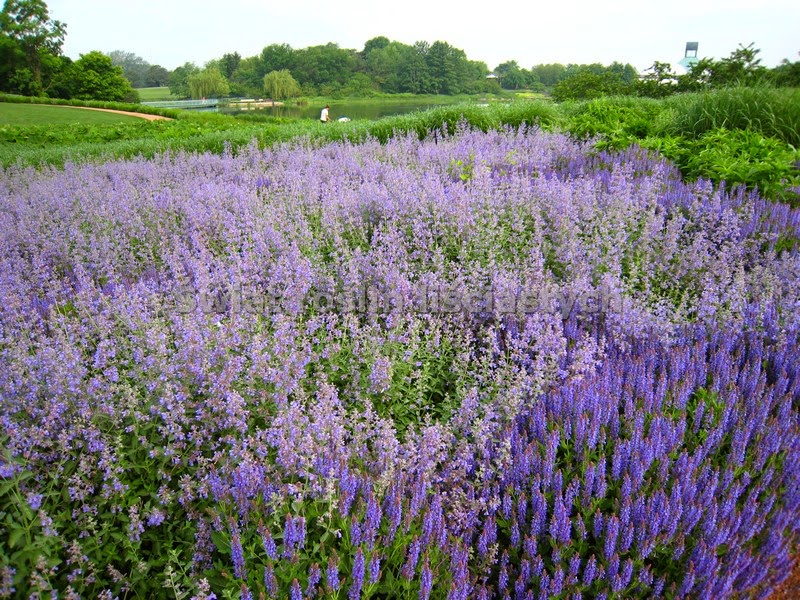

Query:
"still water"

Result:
[[221, 100, 463, 121]]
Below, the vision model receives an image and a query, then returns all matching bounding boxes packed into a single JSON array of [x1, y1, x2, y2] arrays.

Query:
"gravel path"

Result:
[[53, 105, 172, 120]]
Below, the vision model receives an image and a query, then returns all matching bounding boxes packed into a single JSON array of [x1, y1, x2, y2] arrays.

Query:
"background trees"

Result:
[[187, 65, 230, 99], [56, 50, 137, 101], [108, 50, 149, 88], [0, 0, 66, 95], [2, 0, 798, 102], [262, 69, 300, 103], [168, 62, 199, 98]]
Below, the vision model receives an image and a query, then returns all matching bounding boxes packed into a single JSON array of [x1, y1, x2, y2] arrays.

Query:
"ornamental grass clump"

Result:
[[1, 124, 799, 598]]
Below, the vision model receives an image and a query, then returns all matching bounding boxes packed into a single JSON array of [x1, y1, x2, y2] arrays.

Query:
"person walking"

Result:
[[320, 105, 331, 122]]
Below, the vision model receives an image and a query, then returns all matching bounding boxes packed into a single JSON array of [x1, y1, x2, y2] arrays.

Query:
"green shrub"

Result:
[[645, 127, 800, 205], [660, 85, 800, 147], [561, 96, 664, 149]]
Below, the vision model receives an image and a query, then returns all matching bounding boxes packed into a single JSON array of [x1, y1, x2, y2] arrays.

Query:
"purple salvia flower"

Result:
[[349, 547, 365, 600], [261, 528, 278, 560], [477, 516, 497, 557], [517, 491, 528, 523], [568, 554, 581, 584], [593, 510, 604, 540], [307, 563, 321, 598], [350, 514, 363, 547], [502, 488, 513, 520], [543, 430, 559, 487], [369, 552, 381, 585], [510, 515, 521, 548], [419, 556, 433, 600], [532, 554, 544, 579], [606, 553, 620, 588], [421, 495, 443, 548], [384, 482, 403, 543], [549, 495, 571, 546], [327, 554, 340, 592], [230, 520, 246, 580], [364, 491, 382, 548], [523, 534, 537, 559], [619, 558, 633, 590], [583, 554, 598, 586], [619, 522, 634, 554], [550, 566, 564, 597], [520, 558, 531, 582], [677, 563, 696, 597], [515, 574, 526, 599], [291, 579, 302, 600], [538, 573, 550, 600], [402, 536, 422, 579], [603, 515, 619, 561]]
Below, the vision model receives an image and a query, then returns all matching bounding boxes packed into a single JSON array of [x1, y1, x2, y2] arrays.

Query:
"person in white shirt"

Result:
[[320, 105, 331, 122]]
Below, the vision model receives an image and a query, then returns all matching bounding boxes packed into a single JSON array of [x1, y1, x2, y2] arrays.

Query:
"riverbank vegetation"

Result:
[[3, 86, 798, 205]]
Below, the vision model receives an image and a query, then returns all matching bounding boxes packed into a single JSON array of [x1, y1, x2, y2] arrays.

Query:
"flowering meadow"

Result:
[[1, 124, 800, 599]]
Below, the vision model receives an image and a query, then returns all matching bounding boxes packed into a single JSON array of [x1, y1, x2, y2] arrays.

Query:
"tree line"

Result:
[[2, 0, 798, 104]]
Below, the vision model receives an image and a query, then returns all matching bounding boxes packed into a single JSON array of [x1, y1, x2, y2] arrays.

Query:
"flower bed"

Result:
[[1, 126, 799, 598]]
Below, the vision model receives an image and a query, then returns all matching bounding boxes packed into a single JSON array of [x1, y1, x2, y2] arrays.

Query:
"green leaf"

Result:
[[7, 526, 26, 549]]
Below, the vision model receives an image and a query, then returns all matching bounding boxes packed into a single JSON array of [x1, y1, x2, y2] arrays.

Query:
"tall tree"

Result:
[[259, 43, 294, 76], [107, 50, 150, 88], [530, 63, 566, 87], [229, 55, 263, 97], [219, 51, 241, 79], [365, 41, 409, 92], [145, 64, 170, 87], [398, 41, 433, 94], [0, 0, 66, 94], [291, 43, 358, 90], [64, 50, 137, 101], [361, 35, 390, 58], [709, 43, 767, 86], [187, 65, 230, 99], [262, 69, 300, 104], [426, 41, 471, 94], [495, 60, 529, 90], [168, 62, 199, 98]]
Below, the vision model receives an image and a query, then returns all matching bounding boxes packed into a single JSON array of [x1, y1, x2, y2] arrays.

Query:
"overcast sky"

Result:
[[46, 0, 799, 73]]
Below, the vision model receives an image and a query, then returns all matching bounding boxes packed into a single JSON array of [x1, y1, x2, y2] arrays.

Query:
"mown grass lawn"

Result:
[[135, 86, 178, 101], [0, 102, 144, 126]]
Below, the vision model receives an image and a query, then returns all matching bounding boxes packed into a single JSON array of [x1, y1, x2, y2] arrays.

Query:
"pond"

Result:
[[220, 99, 472, 121]]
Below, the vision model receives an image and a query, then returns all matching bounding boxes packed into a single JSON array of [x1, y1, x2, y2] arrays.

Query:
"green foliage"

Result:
[[59, 50, 139, 102], [770, 56, 800, 87], [647, 127, 800, 206], [188, 66, 230, 100], [168, 62, 199, 99], [552, 70, 631, 101], [108, 49, 150, 88], [561, 96, 662, 148], [145, 64, 170, 87], [658, 85, 800, 147], [262, 69, 301, 101], [3, 88, 799, 206], [0, 0, 65, 94]]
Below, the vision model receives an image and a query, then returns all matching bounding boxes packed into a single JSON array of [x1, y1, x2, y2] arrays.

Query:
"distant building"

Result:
[[678, 42, 699, 71]]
